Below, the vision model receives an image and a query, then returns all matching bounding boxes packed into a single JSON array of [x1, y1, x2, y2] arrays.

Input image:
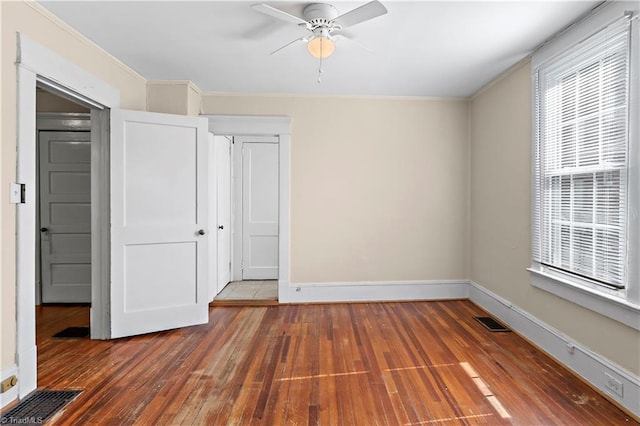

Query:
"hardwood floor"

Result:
[[34, 301, 636, 425]]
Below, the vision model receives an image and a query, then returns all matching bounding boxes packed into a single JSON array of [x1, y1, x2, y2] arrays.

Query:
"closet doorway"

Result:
[[232, 136, 280, 281]]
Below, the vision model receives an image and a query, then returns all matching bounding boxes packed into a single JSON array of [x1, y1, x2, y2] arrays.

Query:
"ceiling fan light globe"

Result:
[[307, 36, 335, 59]]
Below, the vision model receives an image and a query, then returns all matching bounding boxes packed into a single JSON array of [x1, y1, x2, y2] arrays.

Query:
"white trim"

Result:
[[529, 267, 640, 331], [18, 34, 119, 108], [281, 280, 469, 304], [203, 115, 291, 300], [16, 64, 39, 401], [205, 115, 291, 136], [626, 4, 640, 307], [16, 34, 120, 399], [469, 281, 640, 418], [279, 133, 291, 296], [0, 364, 19, 409], [202, 91, 468, 102]]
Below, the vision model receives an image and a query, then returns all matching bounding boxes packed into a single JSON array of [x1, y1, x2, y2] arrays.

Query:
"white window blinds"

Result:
[[533, 16, 631, 289]]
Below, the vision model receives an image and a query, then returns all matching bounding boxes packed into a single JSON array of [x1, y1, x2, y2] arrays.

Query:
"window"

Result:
[[530, 4, 639, 329]]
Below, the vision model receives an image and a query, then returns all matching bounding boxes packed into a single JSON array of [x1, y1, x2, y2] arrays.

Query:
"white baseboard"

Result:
[[279, 280, 469, 304], [469, 281, 640, 419], [0, 364, 19, 409]]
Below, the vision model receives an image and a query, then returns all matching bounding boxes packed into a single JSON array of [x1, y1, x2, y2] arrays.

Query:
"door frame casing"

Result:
[[203, 115, 291, 301], [15, 34, 118, 399]]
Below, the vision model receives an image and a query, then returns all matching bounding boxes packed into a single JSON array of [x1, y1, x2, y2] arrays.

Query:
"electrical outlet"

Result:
[[604, 372, 623, 397]]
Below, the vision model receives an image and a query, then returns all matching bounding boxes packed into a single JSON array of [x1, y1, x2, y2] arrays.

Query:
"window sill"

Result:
[[528, 267, 640, 331]]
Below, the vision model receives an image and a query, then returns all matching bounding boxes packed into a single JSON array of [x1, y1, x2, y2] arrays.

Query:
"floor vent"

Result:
[[0, 390, 82, 424], [53, 327, 89, 338], [474, 316, 511, 332]]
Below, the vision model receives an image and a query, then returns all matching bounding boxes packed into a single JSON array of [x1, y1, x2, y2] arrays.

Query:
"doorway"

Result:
[[35, 96, 92, 305], [232, 136, 280, 282], [205, 115, 291, 304], [212, 134, 279, 302], [15, 34, 117, 399]]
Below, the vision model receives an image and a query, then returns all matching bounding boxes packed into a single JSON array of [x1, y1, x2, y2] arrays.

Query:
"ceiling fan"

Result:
[[251, 1, 388, 59]]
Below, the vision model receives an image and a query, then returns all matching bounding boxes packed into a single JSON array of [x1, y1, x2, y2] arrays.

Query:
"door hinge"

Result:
[[229, 262, 232, 272]]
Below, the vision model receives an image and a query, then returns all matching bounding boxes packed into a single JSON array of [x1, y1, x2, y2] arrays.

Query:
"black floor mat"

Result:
[[474, 316, 511, 332], [0, 390, 82, 424], [52, 326, 89, 338]]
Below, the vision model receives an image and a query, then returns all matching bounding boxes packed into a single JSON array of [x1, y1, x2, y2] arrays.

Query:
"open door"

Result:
[[215, 135, 231, 293], [110, 109, 209, 338]]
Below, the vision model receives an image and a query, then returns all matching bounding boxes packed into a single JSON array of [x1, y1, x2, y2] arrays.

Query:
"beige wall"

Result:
[[1, 1, 147, 371], [147, 80, 202, 116], [469, 60, 640, 376], [203, 94, 470, 283]]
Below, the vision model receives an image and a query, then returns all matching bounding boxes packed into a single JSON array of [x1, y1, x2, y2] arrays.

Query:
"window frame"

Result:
[[529, 2, 640, 330]]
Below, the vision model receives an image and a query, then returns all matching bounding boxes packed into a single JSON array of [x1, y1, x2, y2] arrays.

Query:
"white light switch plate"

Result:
[[9, 183, 23, 203]]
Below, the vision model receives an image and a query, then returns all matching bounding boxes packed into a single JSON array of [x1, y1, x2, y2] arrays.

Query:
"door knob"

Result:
[[218, 225, 224, 230], [40, 227, 49, 233], [198, 229, 206, 235]]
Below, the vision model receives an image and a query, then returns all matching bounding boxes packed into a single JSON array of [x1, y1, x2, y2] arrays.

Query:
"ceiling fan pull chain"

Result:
[[317, 41, 324, 83]]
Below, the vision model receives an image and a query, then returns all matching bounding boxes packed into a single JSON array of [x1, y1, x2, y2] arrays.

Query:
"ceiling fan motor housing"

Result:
[[303, 3, 339, 22]]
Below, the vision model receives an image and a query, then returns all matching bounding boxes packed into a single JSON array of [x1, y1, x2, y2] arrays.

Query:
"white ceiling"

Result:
[[38, 1, 601, 97]]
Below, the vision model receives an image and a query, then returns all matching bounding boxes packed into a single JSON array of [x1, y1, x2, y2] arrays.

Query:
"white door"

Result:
[[110, 109, 209, 338], [39, 131, 92, 303], [236, 138, 279, 280], [215, 135, 232, 293]]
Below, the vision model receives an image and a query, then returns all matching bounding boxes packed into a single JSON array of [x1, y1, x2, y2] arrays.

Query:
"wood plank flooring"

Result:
[[33, 301, 636, 425]]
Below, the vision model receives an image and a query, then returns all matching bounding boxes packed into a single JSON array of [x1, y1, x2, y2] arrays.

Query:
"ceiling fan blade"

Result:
[[270, 36, 308, 55], [251, 4, 307, 25], [334, 0, 387, 28]]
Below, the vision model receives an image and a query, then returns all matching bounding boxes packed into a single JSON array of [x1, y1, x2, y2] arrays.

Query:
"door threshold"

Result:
[[210, 299, 279, 307]]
